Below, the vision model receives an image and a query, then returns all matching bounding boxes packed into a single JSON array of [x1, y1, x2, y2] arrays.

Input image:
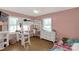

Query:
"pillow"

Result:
[[73, 39, 79, 43], [67, 39, 74, 46]]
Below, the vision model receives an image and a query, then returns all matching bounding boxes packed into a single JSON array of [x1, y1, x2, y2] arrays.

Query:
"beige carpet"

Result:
[[2, 37, 53, 51]]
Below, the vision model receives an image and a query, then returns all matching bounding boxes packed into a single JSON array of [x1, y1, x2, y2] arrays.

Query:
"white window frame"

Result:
[[42, 17, 52, 32], [8, 16, 18, 32]]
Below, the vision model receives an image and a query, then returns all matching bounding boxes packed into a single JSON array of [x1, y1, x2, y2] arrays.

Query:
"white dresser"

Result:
[[40, 30, 56, 42]]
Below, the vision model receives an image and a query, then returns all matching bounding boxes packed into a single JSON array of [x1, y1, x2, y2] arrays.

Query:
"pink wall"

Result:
[[36, 8, 79, 39], [53, 8, 79, 39]]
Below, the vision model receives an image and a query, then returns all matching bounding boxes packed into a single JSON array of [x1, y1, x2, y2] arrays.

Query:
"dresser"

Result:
[[40, 30, 56, 42]]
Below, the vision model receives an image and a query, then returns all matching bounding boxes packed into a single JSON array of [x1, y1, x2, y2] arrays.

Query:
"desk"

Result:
[[8, 32, 19, 44], [0, 31, 9, 50]]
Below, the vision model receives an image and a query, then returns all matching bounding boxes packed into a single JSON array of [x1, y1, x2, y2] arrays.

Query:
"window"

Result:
[[9, 17, 31, 32], [9, 16, 18, 32], [43, 18, 52, 31]]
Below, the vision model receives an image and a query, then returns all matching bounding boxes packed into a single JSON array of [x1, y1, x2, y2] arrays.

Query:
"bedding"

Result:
[[71, 43, 79, 51], [67, 39, 79, 46], [49, 43, 72, 51], [66, 39, 74, 46], [49, 47, 64, 51], [49, 39, 79, 51]]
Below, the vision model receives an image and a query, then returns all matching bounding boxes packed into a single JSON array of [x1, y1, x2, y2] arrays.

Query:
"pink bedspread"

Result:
[[54, 43, 72, 51]]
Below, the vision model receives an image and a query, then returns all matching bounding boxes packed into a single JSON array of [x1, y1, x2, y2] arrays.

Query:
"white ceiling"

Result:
[[1, 7, 74, 17]]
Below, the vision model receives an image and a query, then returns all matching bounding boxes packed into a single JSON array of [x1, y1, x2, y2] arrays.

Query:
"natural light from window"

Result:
[[43, 18, 52, 32], [9, 16, 18, 32], [9, 16, 30, 32]]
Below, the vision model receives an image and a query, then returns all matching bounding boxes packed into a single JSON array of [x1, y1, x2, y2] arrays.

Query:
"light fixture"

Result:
[[33, 10, 39, 14]]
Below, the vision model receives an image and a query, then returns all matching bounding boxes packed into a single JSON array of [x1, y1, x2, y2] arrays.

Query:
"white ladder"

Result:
[[21, 31, 31, 48], [17, 31, 31, 48]]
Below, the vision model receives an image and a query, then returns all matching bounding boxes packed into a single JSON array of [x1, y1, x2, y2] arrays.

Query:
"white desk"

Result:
[[0, 31, 9, 50], [0, 31, 31, 49]]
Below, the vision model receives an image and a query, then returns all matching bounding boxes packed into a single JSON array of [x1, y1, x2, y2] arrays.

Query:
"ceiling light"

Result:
[[33, 10, 39, 14]]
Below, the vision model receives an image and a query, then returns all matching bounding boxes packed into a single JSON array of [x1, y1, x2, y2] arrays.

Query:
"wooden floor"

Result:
[[2, 37, 53, 51]]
